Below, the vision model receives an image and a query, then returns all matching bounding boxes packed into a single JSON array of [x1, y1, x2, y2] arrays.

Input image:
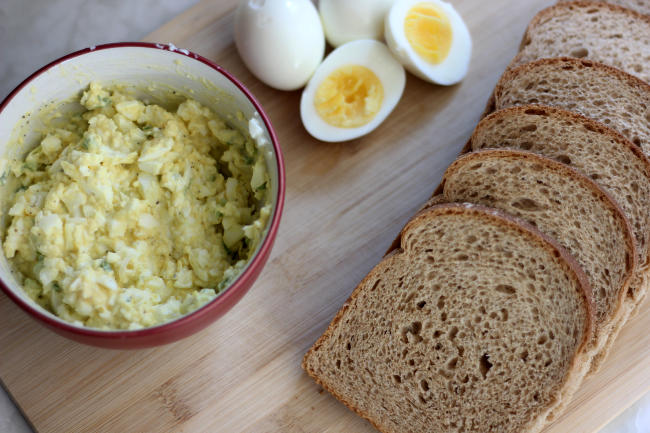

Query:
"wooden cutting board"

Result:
[[1, 1, 649, 432]]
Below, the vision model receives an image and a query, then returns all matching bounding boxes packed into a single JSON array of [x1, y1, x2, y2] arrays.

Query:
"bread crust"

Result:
[[523, 1, 650, 43], [475, 105, 646, 154], [590, 268, 650, 368], [303, 203, 595, 433], [476, 104, 645, 144], [493, 57, 650, 116], [558, 0, 650, 16]]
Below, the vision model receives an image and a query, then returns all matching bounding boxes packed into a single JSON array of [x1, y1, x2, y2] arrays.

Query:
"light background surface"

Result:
[[0, 1, 648, 432], [0, 1, 197, 432]]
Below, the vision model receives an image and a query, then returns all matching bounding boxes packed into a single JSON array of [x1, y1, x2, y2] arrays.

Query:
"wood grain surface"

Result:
[[1, 0, 649, 432]]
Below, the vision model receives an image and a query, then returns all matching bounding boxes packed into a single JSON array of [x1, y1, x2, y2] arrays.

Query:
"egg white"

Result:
[[319, 0, 395, 47], [300, 39, 406, 142], [234, 0, 325, 91], [385, 0, 472, 85]]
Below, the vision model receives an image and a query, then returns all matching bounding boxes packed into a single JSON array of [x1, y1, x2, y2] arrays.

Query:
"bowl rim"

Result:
[[0, 41, 286, 339]]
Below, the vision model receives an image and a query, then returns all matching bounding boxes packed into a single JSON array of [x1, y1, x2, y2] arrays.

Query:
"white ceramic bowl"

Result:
[[0, 42, 285, 348]]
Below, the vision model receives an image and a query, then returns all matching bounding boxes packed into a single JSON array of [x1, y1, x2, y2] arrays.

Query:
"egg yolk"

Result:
[[404, 2, 452, 65], [314, 65, 384, 128]]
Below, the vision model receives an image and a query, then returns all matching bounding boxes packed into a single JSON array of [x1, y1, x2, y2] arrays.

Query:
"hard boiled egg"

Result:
[[385, 0, 471, 85], [234, 0, 325, 90], [300, 39, 406, 142], [319, 0, 395, 47]]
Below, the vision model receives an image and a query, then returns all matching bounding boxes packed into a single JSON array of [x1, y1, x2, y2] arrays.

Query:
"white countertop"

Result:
[[0, 0, 648, 432]]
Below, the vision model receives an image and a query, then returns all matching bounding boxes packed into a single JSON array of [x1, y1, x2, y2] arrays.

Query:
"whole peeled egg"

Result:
[[385, 0, 472, 85], [234, 0, 325, 90], [319, 0, 395, 47]]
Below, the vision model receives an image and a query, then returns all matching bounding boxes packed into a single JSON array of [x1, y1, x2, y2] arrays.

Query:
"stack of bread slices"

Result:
[[303, 2, 650, 432]]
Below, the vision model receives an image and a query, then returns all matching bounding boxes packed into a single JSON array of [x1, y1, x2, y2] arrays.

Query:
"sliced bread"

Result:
[[440, 150, 636, 363], [470, 105, 650, 272], [510, 2, 650, 82], [303, 203, 593, 433], [558, 0, 650, 20], [468, 114, 650, 373], [490, 58, 650, 154]]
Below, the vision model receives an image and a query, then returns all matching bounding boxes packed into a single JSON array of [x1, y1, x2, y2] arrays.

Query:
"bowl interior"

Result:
[[0, 44, 281, 332]]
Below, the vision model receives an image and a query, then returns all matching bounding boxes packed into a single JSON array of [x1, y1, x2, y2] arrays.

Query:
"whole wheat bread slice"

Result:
[[303, 203, 594, 433], [559, 0, 650, 16], [382, 181, 626, 375], [440, 150, 636, 365], [490, 58, 650, 155], [394, 189, 643, 378], [510, 2, 650, 82]]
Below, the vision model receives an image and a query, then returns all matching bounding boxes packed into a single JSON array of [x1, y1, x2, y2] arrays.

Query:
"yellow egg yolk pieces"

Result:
[[404, 2, 453, 65], [314, 65, 384, 128]]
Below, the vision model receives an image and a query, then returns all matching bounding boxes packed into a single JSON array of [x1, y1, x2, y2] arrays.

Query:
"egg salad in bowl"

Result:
[[2, 82, 271, 330]]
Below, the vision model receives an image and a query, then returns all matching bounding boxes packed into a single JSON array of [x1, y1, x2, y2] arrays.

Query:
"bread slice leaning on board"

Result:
[[438, 149, 636, 367], [509, 1, 650, 82], [487, 57, 650, 153], [303, 203, 594, 433], [558, 0, 650, 16]]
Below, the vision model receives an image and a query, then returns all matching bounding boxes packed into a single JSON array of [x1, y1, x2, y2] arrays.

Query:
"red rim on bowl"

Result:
[[0, 42, 286, 348]]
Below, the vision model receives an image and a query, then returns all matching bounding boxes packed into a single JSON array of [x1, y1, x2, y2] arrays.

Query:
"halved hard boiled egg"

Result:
[[300, 39, 406, 142], [385, 0, 472, 85]]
